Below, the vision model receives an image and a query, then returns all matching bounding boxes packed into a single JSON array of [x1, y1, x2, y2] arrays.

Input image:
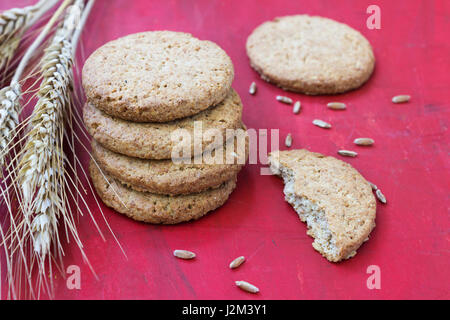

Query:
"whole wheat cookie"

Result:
[[83, 89, 243, 160], [90, 161, 237, 224], [91, 126, 248, 195], [268, 149, 376, 262], [246, 15, 375, 95], [82, 31, 234, 122]]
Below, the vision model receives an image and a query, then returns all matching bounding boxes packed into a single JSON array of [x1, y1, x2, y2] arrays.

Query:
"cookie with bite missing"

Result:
[[83, 31, 234, 122], [268, 149, 376, 262], [246, 15, 375, 94]]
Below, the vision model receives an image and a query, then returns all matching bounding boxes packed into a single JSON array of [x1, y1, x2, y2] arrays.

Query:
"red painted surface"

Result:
[[1, 0, 449, 300]]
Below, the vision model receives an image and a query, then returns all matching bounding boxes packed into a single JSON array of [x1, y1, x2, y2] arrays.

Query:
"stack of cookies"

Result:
[[82, 31, 247, 224]]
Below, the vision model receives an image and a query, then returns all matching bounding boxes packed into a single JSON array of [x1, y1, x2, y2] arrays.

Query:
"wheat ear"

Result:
[[19, 0, 84, 257], [0, 0, 59, 71], [0, 81, 20, 169], [0, 0, 70, 174], [0, 3, 36, 44]]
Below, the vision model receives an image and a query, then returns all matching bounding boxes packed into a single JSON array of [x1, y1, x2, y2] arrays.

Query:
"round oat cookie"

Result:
[[90, 160, 237, 224], [246, 15, 375, 95], [82, 31, 234, 122], [91, 126, 248, 195], [83, 89, 243, 160], [269, 149, 376, 262]]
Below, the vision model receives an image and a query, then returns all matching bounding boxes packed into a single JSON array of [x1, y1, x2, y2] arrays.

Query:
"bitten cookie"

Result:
[[91, 125, 248, 195], [246, 15, 375, 95], [268, 149, 376, 262], [83, 89, 243, 159], [83, 31, 234, 122], [90, 161, 237, 224]]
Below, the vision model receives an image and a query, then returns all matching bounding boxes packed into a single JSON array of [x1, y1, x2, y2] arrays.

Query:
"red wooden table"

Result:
[[1, 0, 449, 300]]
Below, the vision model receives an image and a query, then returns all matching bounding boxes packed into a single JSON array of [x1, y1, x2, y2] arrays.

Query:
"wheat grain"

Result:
[[354, 138, 374, 146], [392, 95, 410, 103], [293, 101, 301, 114], [376, 189, 387, 204], [173, 250, 196, 259], [229, 256, 245, 269], [285, 133, 292, 148], [338, 150, 358, 157], [249, 82, 256, 95], [276, 95, 293, 104], [313, 119, 331, 129], [235, 280, 259, 293], [327, 102, 346, 110]]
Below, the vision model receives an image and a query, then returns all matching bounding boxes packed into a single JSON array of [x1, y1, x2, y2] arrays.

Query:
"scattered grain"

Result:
[[285, 133, 292, 148], [235, 281, 259, 294], [392, 95, 410, 103], [354, 138, 374, 146], [276, 95, 293, 104], [293, 101, 301, 114], [327, 102, 346, 110], [313, 119, 331, 129], [229, 256, 245, 269], [249, 82, 256, 95], [376, 189, 387, 204], [338, 150, 358, 157], [173, 249, 196, 259]]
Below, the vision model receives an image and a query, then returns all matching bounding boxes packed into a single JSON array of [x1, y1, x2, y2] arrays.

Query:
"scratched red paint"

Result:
[[1, 0, 448, 300]]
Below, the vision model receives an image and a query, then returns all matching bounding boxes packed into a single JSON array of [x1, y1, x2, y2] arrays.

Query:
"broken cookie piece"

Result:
[[269, 149, 376, 262]]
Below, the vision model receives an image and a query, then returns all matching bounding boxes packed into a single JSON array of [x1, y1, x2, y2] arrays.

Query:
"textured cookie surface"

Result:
[[83, 89, 243, 159], [246, 15, 375, 94], [83, 31, 234, 122], [269, 149, 376, 262], [90, 161, 237, 224], [91, 126, 248, 195]]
